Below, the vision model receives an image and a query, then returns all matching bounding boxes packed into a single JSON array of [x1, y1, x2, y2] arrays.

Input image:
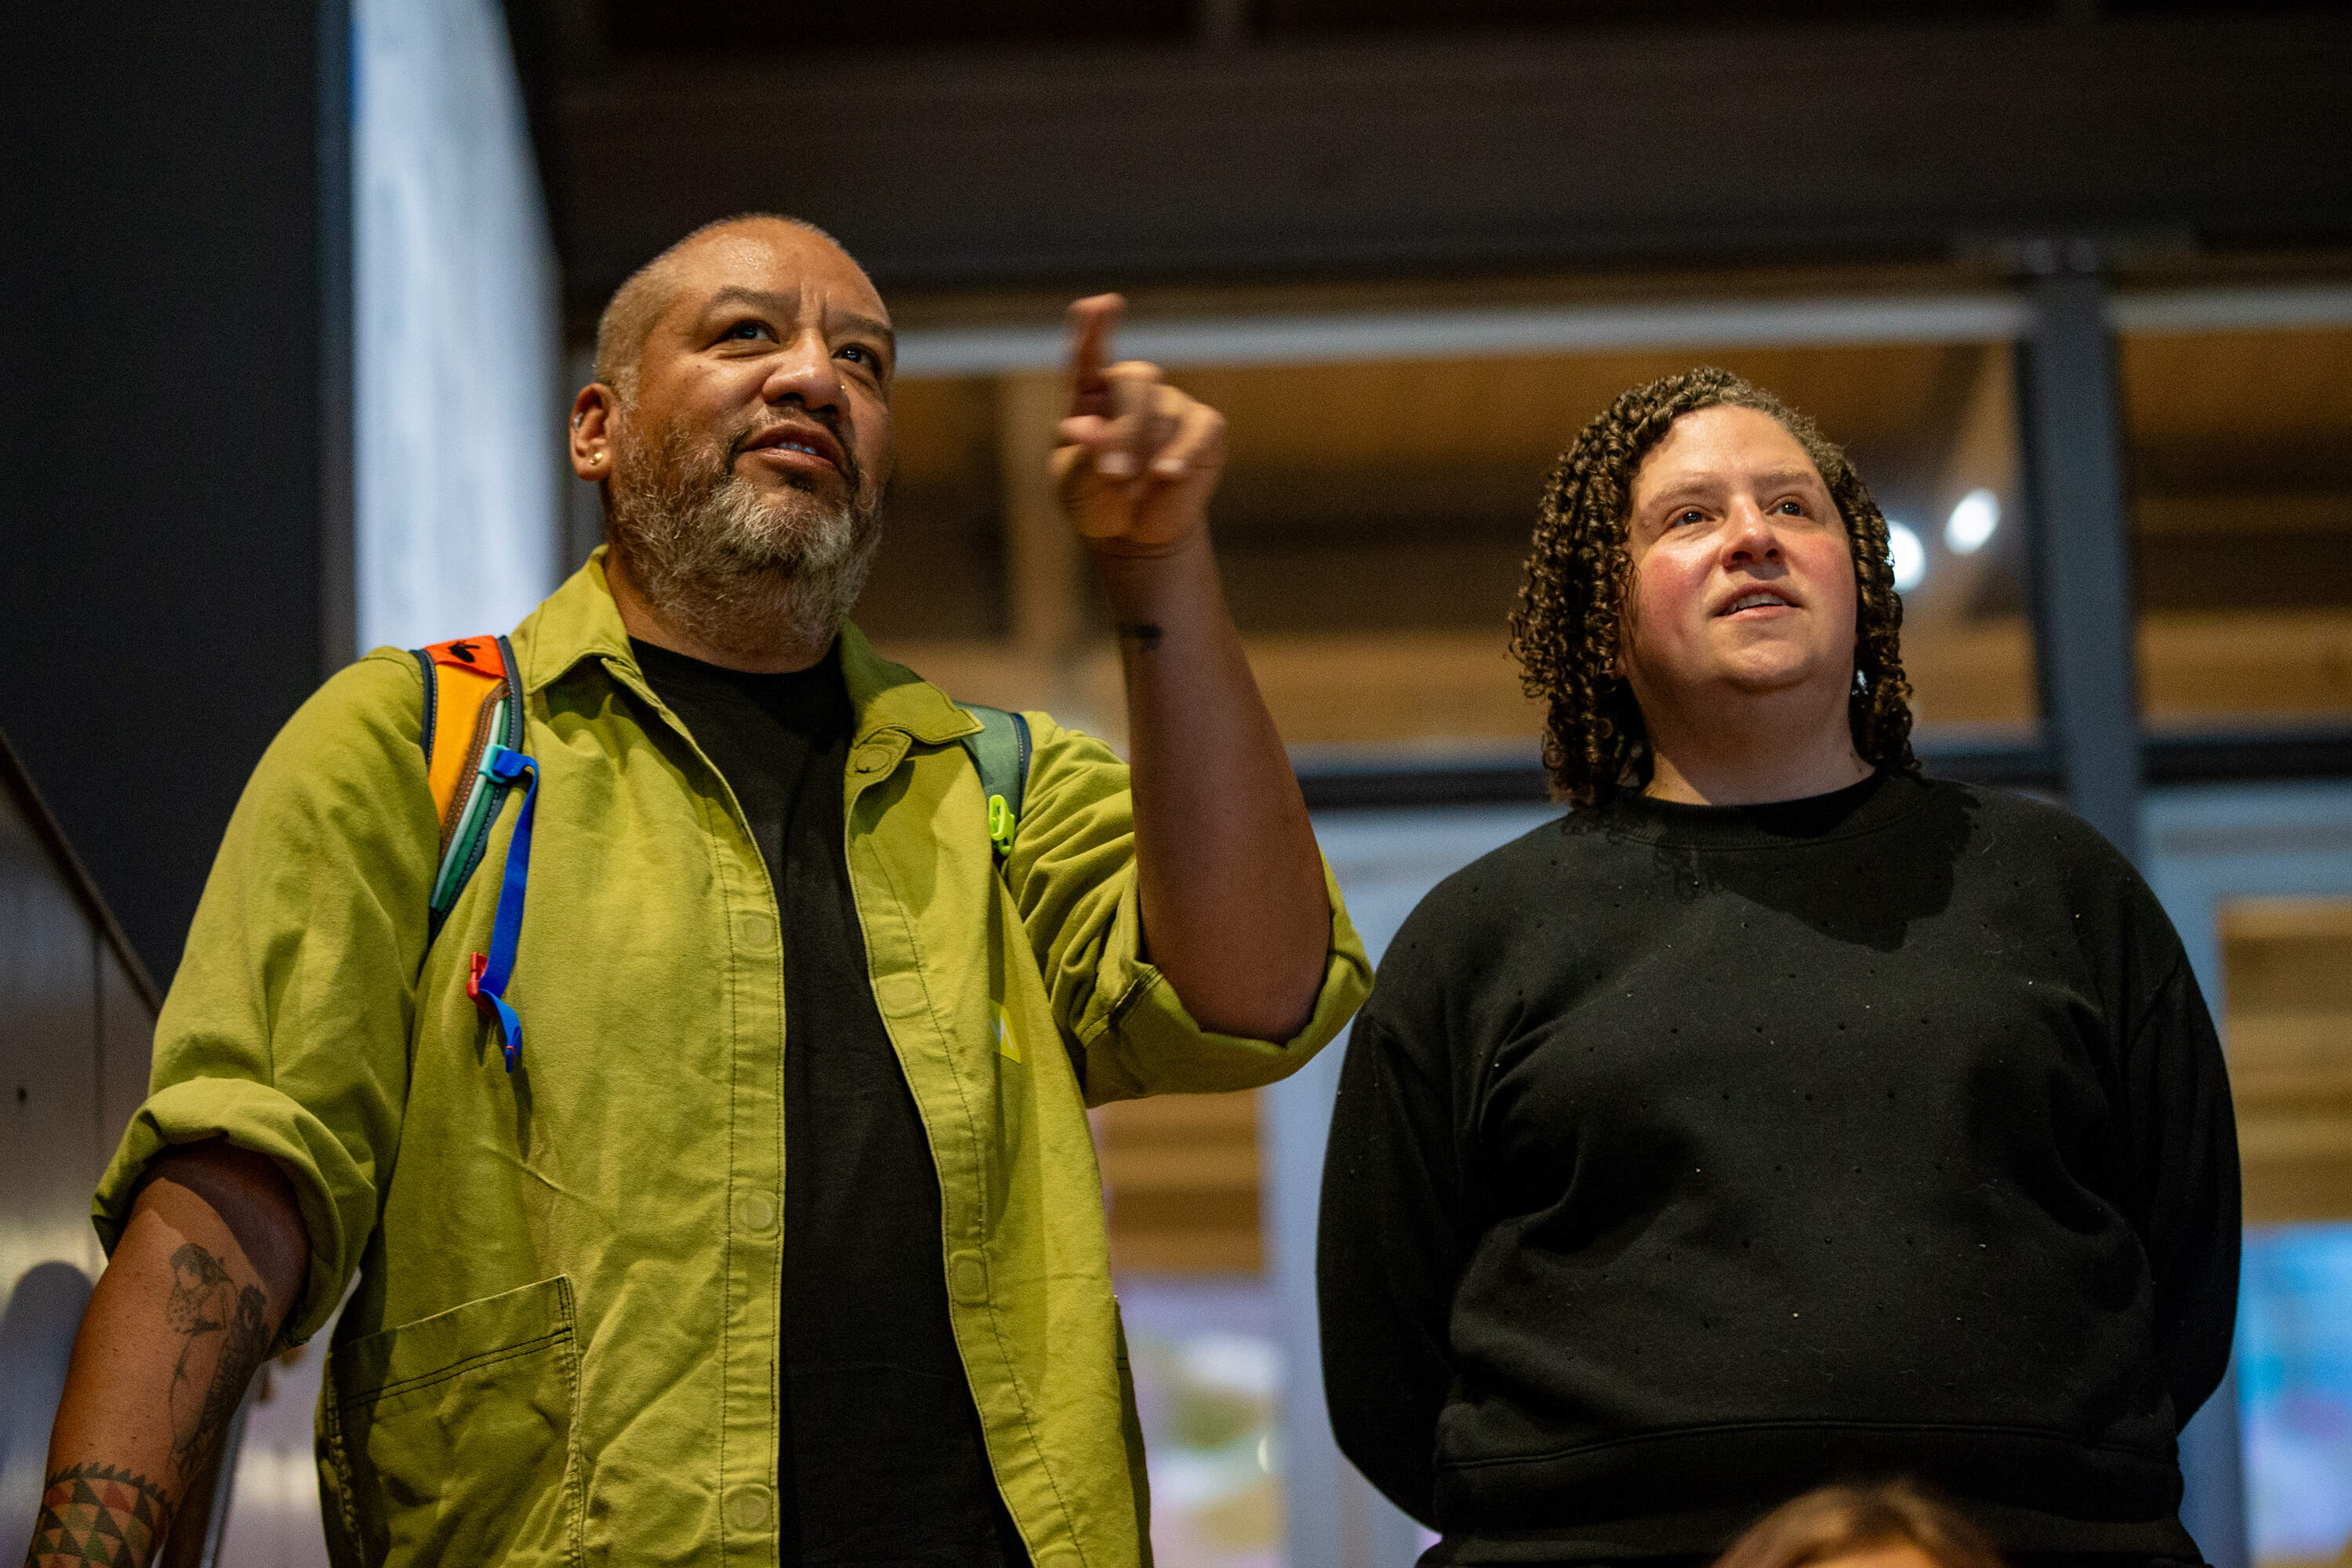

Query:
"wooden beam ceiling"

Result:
[[523, 11, 2352, 307]]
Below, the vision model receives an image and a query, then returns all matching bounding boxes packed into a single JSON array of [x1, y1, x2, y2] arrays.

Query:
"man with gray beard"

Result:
[[34, 214, 1371, 1567]]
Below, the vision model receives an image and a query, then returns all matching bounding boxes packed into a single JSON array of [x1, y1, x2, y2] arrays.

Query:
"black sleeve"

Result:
[[2122, 949, 2241, 1425], [1317, 993, 1473, 1528]]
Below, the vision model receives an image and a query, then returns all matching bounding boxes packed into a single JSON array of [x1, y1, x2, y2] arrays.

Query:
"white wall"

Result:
[[354, 0, 560, 654]]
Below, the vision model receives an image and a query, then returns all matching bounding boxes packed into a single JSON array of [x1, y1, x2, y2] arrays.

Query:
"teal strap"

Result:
[[956, 706, 1030, 862]]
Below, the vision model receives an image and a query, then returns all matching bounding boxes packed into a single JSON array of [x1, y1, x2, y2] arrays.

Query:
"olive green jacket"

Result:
[[95, 554, 1370, 1567]]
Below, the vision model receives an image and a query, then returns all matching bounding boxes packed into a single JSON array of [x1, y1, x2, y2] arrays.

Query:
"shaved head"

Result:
[[572, 212, 894, 669], [593, 212, 851, 404]]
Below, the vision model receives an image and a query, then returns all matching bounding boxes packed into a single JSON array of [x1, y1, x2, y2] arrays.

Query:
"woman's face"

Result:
[[1617, 404, 1860, 712]]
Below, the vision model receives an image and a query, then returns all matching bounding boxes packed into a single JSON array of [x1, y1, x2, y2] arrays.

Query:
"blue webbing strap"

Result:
[[464, 742, 539, 1072]]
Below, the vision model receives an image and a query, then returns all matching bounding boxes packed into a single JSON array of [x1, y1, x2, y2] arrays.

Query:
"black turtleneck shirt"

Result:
[[633, 638, 1025, 1567], [1319, 773, 2238, 1563]]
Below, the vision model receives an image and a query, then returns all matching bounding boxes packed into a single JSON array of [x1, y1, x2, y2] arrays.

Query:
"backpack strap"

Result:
[[956, 703, 1080, 1088], [955, 705, 1031, 863], [413, 635, 524, 931], [412, 634, 539, 1072]]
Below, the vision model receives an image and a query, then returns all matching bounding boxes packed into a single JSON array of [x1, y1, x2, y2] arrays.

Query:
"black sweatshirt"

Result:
[[1318, 774, 2239, 1563]]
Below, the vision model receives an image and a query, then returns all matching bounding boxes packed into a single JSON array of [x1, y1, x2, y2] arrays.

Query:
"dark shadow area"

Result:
[[0, 1261, 96, 1551], [0, 6, 335, 982]]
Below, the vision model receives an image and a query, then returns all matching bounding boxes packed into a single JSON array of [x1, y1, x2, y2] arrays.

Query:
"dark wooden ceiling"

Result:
[[513, 2, 2352, 318]]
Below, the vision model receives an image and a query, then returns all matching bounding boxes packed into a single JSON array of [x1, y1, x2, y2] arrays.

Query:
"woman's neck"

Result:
[[1639, 681, 1871, 807]]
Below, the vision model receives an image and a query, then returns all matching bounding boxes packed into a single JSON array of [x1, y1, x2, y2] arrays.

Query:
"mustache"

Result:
[[726, 412, 864, 493]]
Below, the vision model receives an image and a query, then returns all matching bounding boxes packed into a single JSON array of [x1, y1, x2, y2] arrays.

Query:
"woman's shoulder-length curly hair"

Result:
[[1508, 366, 1918, 807]]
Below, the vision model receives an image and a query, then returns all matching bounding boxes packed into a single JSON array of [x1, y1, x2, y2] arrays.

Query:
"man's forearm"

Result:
[[1095, 532, 1330, 1040], [27, 1143, 305, 1568]]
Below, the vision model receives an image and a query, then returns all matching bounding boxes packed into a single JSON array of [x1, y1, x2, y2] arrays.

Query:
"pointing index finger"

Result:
[[1065, 293, 1125, 402]]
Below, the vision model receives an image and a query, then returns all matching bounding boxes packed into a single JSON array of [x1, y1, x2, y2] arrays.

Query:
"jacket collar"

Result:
[[517, 548, 981, 749], [838, 622, 982, 748]]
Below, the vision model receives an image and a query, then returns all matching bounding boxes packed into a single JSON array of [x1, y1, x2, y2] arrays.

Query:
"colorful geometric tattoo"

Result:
[[24, 1463, 172, 1567]]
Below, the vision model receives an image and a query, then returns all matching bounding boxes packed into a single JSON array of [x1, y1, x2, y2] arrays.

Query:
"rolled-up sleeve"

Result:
[[1001, 715, 1371, 1105], [92, 648, 436, 1349]]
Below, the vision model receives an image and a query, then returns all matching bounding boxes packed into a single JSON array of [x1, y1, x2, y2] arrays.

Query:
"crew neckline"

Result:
[[630, 636, 842, 688], [1595, 770, 1929, 849]]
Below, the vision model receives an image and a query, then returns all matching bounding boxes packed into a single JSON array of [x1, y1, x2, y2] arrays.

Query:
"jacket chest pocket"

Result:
[[323, 1275, 583, 1567]]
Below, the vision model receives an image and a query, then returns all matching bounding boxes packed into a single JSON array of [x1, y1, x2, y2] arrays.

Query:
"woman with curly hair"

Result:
[[1318, 369, 2238, 1566]]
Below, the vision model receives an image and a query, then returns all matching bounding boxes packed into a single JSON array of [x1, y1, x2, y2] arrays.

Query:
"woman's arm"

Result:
[[1317, 1007, 1470, 1526], [2124, 953, 2241, 1424]]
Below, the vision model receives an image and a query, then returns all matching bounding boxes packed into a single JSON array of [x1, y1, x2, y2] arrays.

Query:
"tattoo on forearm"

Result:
[[1116, 621, 1164, 652], [162, 1241, 270, 1487], [25, 1463, 172, 1567]]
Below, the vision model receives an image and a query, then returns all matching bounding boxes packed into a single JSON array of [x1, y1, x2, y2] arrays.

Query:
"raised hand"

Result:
[[1052, 294, 1227, 555]]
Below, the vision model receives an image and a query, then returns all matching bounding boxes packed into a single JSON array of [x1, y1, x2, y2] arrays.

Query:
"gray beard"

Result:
[[603, 421, 884, 655]]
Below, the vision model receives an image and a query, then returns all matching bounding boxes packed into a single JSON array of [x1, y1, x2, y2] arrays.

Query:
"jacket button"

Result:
[[727, 1489, 770, 1530], [735, 1192, 777, 1233], [734, 911, 775, 949], [854, 742, 895, 775], [873, 971, 927, 1019], [949, 1250, 988, 1304]]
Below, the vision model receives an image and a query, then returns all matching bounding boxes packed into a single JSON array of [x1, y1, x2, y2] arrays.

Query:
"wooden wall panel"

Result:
[[2222, 897, 2352, 1225], [1094, 1091, 1265, 1274]]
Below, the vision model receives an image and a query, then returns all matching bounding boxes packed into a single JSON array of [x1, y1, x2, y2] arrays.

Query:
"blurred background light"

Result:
[[352, 0, 561, 653], [1888, 520, 1928, 593], [2238, 1224, 2352, 1565], [1946, 488, 2002, 556]]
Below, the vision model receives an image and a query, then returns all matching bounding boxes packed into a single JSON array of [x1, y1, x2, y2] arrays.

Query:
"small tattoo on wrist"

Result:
[[1116, 622, 1165, 652]]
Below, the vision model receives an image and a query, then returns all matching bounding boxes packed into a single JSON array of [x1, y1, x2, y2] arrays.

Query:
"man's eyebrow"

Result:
[[834, 311, 898, 358], [703, 285, 793, 318], [699, 287, 898, 358]]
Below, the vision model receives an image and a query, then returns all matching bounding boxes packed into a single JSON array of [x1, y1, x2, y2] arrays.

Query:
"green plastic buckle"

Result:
[[986, 793, 1017, 856]]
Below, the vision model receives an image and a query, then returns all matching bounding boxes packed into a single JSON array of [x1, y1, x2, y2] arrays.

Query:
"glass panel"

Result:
[[1116, 1276, 1285, 1568], [2240, 1229, 2352, 1568], [2122, 326, 2352, 731], [2222, 895, 2352, 1568]]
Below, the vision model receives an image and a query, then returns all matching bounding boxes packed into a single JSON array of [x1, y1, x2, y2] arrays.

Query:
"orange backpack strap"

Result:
[[412, 635, 524, 931]]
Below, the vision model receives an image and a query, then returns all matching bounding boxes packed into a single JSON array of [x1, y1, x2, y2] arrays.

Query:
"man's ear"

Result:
[[569, 383, 620, 482]]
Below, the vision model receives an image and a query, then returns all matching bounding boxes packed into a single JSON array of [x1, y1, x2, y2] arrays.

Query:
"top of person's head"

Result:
[[1713, 1482, 2004, 1568], [1508, 366, 1918, 807], [591, 213, 872, 406]]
